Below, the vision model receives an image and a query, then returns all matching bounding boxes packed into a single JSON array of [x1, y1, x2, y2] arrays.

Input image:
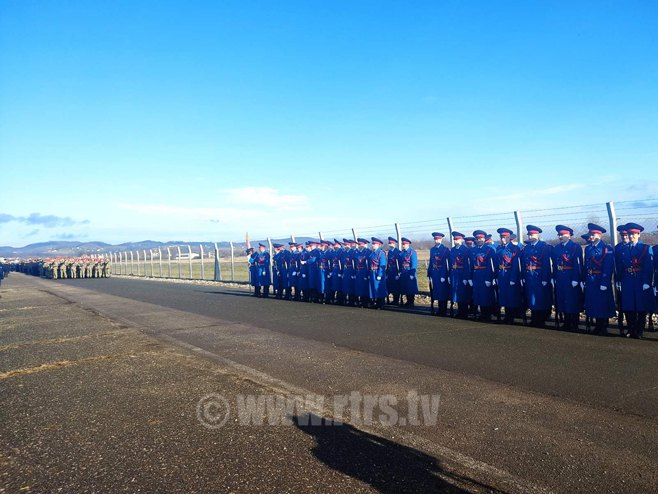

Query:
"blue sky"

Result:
[[1, 0, 657, 246]]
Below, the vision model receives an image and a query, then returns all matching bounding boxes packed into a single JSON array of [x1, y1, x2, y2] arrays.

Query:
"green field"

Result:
[[112, 251, 434, 292]]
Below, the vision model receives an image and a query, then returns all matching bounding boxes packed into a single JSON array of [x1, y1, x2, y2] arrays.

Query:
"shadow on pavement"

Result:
[[293, 413, 484, 493]]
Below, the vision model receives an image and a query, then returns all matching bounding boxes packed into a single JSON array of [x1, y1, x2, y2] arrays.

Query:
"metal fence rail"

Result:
[[106, 199, 658, 291]]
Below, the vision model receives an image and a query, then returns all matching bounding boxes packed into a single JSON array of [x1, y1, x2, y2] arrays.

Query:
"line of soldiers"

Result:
[[14, 258, 112, 279], [247, 222, 657, 339]]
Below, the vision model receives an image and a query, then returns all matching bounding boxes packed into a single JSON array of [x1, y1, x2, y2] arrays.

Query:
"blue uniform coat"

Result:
[[368, 248, 388, 299], [619, 241, 654, 312], [341, 248, 355, 295], [254, 251, 271, 286], [353, 248, 371, 297], [398, 248, 418, 296], [551, 240, 583, 314], [386, 248, 400, 295], [449, 244, 472, 304], [427, 244, 450, 302], [471, 244, 496, 306], [584, 241, 616, 318], [495, 243, 522, 308], [521, 240, 553, 311]]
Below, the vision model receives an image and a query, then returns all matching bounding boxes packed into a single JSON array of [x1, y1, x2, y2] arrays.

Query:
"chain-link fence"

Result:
[[107, 199, 658, 292]]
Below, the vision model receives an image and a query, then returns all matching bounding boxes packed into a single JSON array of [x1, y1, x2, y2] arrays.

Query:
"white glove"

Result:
[[520, 280, 525, 286], [410, 275, 414, 280], [643, 284, 650, 290], [616, 283, 621, 291], [300, 260, 307, 265], [571, 281, 578, 287], [351, 275, 356, 280], [463, 280, 468, 286], [440, 277, 445, 282], [338, 274, 343, 278], [551, 279, 555, 287], [328, 274, 332, 278], [492, 279, 497, 286], [654, 287, 657, 296], [580, 282, 585, 289], [600, 285, 607, 291], [395, 276, 400, 280], [302, 274, 306, 278], [542, 281, 548, 286], [376, 276, 381, 281], [510, 281, 516, 286], [468, 280, 473, 286], [485, 281, 491, 287]]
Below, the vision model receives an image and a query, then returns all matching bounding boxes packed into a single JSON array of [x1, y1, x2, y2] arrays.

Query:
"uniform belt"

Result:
[[557, 266, 573, 271], [625, 267, 640, 273], [474, 266, 486, 270], [587, 269, 602, 275], [498, 265, 508, 270], [526, 266, 541, 270]]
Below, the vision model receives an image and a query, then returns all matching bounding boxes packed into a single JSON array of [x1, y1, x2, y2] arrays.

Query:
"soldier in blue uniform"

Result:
[[465, 237, 476, 250], [368, 237, 388, 309], [471, 230, 496, 321], [551, 225, 584, 331], [398, 238, 418, 307], [583, 224, 616, 336], [449, 232, 472, 319], [272, 244, 288, 299], [254, 243, 272, 297], [306, 240, 322, 303], [521, 225, 553, 328], [496, 228, 522, 324], [386, 237, 401, 306], [618, 223, 654, 339], [427, 232, 450, 316], [341, 239, 356, 306], [613, 224, 630, 329], [299, 241, 312, 302], [653, 230, 658, 329], [354, 238, 371, 307], [288, 242, 301, 301], [319, 241, 332, 304], [329, 239, 343, 304], [246, 247, 259, 296]]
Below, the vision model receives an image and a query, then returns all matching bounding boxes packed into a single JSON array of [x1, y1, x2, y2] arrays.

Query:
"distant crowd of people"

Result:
[[246, 222, 657, 339]]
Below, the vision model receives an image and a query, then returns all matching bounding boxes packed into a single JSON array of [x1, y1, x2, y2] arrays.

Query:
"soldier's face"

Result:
[[454, 238, 463, 246], [434, 238, 442, 245], [528, 233, 540, 242], [372, 243, 379, 250], [629, 232, 640, 244], [558, 233, 571, 244], [476, 237, 485, 247], [590, 233, 602, 242], [500, 236, 509, 245], [402, 243, 410, 251], [621, 234, 629, 244], [388, 243, 396, 249]]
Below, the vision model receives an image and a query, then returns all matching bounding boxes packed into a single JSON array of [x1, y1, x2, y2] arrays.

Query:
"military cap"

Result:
[[510, 233, 517, 240], [357, 237, 369, 245], [334, 238, 342, 245], [387, 236, 398, 244], [580, 233, 591, 241], [371, 237, 383, 245], [473, 230, 486, 238], [246, 247, 254, 254], [451, 231, 465, 239], [625, 222, 644, 233], [288, 241, 296, 246], [497, 227, 513, 236], [526, 225, 542, 234], [343, 238, 352, 244], [587, 223, 607, 234], [401, 237, 412, 244], [431, 232, 445, 239], [555, 225, 574, 236], [465, 237, 475, 243], [273, 243, 282, 248], [616, 224, 628, 234]]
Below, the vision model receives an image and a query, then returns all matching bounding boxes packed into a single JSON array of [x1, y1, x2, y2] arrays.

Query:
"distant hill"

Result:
[[0, 237, 317, 258]]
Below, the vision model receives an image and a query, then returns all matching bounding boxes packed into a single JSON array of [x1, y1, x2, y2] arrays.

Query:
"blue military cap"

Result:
[[333, 238, 343, 246], [245, 247, 254, 253], [497, 227, 513, 237], [273, 243, 282, 248], [258, 243, 267, 248], [465, 237, 475, 243], [401, 237, 412, 244], [580, 233, 591, 241], [473, 230, 487, 238], [451, 231, 465, 239], [510, 233, 517, 240], [288, 241, 296, 246], [431, 232, 445, 239], [625, 222, 644, 233], [616, 224, 628, 234], [357, 237, 369, 245], [343, 238, 352, 243], [555, 225, 574, 236], [371, 237, 383, 245], [587, 223, 606, 234], [485, 233, 492, 241], [387, 236, 398, 244], [526, 225, 542, 234]]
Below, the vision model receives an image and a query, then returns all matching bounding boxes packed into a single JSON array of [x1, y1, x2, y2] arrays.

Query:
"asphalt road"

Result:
[[3, 274, 658, 493], [54, 275, 658, 419]]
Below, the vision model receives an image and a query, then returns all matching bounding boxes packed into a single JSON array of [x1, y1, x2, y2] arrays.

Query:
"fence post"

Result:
[[446, 217, 454, 247], [130, 251, 134, 275], [607, 202, 618, 247], [318, 231, 324, 242], [200, 244, 205, 280], [136, 251, 141, 276], [149, 250, 154, 277], [395, 222, 402, 246], [214, 243, 221, 281], [166, 247, 172, 278], [514, 211, 524, 242], [177, 246, 182, 279], [142, 249, 147, 277], [230, 241, 235, 281], [158, 249, 163, 278], [352, 228, 358, 241], [187, 245, 193, 279], [290, 234, 296, 243]]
